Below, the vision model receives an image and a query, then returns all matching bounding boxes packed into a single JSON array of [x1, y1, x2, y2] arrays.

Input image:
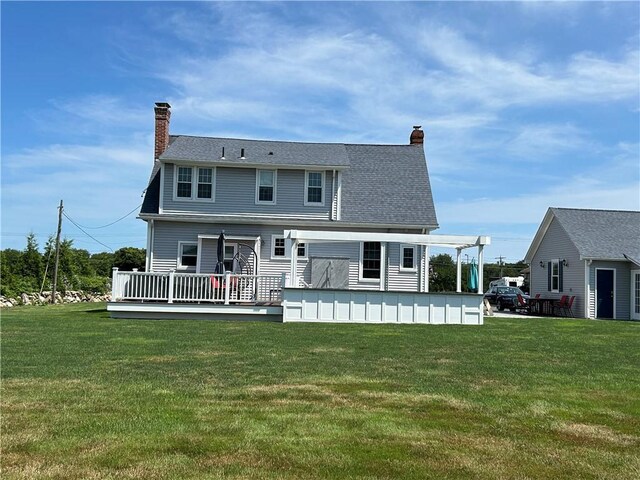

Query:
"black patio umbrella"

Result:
[[215, 231, 225, 274]]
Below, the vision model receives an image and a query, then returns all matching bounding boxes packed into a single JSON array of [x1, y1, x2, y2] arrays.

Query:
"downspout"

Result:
[[331, 169, 336, 220], [584, 259, 592, 318], [146, 219, 154, 271]]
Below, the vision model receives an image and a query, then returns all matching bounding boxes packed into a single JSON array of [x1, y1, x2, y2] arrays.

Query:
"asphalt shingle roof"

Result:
[[141, 135, 438, 228], [552, 207, 640, 260], [159, 136, 351, 167]]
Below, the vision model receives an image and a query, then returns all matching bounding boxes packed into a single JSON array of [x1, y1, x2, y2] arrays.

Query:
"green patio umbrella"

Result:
[[468, 258, 478, 292]]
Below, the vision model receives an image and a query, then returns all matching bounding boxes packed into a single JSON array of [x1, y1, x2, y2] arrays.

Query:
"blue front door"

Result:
[[596, 269, 614, 319]]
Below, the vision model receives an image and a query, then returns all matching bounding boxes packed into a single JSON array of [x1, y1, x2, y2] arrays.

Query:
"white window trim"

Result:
[[304, 170, 325, 206], [551, 259, 560, 292], [255, 169, 277, 205], [399, 244, 417, 272], [172, 165, 216, 202], [359, 241, 381, 283], [270, 235, 307, 261], [177, 241, 198, 270]]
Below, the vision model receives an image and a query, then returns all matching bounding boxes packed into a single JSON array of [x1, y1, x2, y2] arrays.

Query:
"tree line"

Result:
[[428, 253, 528, 293], [1, 236, 527, 297], [0, 234, 146, 297]]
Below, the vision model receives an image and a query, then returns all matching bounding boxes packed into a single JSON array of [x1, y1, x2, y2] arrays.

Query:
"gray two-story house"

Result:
[[108, 102, 490, 324]]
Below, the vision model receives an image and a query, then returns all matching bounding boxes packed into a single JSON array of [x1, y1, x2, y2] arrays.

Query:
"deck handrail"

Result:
[[111, 269, 283, 304]]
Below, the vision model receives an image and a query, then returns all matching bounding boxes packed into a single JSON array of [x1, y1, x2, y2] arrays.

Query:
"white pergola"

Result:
[[284, 230, 491, 293]]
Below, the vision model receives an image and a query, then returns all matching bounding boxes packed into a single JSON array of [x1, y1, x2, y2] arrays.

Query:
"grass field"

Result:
[[2, 303, 639, 479]]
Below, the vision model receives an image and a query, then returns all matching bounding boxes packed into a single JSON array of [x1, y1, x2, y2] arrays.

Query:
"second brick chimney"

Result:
[[154, 102, 171, 159], [410, 125, 424, 146]]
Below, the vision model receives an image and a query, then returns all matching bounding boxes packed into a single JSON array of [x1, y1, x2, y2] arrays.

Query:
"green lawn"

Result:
[[2, 304, 639, 479]]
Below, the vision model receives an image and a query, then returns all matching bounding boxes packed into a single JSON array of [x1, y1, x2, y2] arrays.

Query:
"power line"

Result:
[[64, 204, 142, 229], [62, 212, 113, 252]]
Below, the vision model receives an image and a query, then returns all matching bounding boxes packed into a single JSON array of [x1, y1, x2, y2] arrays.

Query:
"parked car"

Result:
[[484, 286, 530, 311]]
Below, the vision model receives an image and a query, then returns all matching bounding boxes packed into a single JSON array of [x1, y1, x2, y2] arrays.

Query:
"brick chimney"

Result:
[[154, 102, 171, 159], [410, 125, 424, 146]]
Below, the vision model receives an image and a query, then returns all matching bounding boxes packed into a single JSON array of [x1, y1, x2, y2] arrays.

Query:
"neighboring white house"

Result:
[[107, 103, 490, 323], [525, 207, 640, 320]]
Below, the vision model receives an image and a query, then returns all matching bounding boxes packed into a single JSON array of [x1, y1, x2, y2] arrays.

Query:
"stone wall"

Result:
[[0, 291, 111, 308]]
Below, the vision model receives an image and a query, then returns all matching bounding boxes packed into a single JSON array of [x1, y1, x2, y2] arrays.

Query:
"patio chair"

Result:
[[515, 293, 530, 314], [562, 296, 576, 317], [553, 295, 568, 317]]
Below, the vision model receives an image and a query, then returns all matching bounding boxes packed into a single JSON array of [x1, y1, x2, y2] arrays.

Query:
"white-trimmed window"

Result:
[[400, 244, 417, 272], [360, 241, 381, 280], [178, 242, 198, 269], [305, 171, 324, 205], [256, 169, 276, 204], [551, 259, 560, 292], [271, 235, 307, 260], [174, 165, 215, 201]]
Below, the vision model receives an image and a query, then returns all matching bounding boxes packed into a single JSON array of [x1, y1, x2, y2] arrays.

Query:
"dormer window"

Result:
[[305, 171, 324, 206], [174, 165, 215, 201], [256, 169, 276, 204]]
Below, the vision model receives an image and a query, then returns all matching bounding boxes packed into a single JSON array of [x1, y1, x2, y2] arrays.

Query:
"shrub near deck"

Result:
[[2, 304, 639, 479]]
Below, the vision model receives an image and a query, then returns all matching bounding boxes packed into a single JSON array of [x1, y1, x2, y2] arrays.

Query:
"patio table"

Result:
[[529, 297, 555, 316]]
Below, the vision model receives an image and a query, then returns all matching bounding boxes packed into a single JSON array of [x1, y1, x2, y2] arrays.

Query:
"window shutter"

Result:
[[558, 262, 563, 292], [547, 261, 552, 291]]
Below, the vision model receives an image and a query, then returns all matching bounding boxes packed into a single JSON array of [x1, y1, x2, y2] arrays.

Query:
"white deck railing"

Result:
[[111, 269, 284, 304]]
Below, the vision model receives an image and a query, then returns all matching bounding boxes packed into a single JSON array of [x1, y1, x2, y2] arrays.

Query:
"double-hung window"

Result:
[[400, 245, 416, 271], [305, 171, 324, 205], [271, 236, 307, 260], [176, 167, 193, 198], [361, 242, 381, 280], [174, 166, 214, 201], [178, 242, 198, 269], [256, 169, 276, 204]]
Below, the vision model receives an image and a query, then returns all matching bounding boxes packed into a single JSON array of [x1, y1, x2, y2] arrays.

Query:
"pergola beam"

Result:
[[285, 230, 490, 248]]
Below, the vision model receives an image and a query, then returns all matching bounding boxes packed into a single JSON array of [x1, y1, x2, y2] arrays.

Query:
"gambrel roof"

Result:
[[525, 207, 640, 262], [141, 134, 438, 229]]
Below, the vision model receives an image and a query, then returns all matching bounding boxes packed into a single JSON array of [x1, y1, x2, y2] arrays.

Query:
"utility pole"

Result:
[[495, 255, 505, 278], [51, 200, 63, 304]]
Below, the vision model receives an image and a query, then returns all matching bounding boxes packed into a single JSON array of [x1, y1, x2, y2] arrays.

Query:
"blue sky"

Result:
[[2, 1, 639, 263]]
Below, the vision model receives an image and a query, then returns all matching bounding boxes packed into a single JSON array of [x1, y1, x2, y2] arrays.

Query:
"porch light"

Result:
[[539, 261, 545, 268], [562, 259, 569, 267]]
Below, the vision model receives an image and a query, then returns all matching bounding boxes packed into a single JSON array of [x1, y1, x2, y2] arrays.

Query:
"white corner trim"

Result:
[[159, 164, 165, 214]]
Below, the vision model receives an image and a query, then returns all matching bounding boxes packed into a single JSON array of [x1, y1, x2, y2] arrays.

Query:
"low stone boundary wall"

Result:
[[0, 291, 111, 308]]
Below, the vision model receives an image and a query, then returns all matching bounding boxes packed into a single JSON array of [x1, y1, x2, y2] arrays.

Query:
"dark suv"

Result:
[[484, 286, 529, 311]]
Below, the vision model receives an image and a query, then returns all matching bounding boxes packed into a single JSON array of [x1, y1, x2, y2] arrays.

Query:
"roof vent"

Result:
[[220, 147, 225, 160], [410, 125, 424, 146], [240, 148, 245, 159], [268, 151, 273, 155]]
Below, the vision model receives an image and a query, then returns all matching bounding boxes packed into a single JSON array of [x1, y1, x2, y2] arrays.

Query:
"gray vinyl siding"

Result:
[[150, 221, 422, 291], [587, 260, 632, 320], [530, 218, 585, 317], [387, 243, 419, 292], [162, 164, 332, 218]]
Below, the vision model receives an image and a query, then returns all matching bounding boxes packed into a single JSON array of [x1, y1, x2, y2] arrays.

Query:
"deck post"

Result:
[[224, 271, 231, 304], [478, 245, 484, 293], [111, 267, 119, 301], [289, 240, 298, 287], [168, 269, 175, 303], [424, 246, 430, 292], [456, 248, 462, 293]]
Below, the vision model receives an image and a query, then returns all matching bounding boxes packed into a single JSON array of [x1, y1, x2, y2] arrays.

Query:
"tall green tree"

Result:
[[113, 247, 146, 271], [429, 253, 456, 292], [21, 233, 43, 282]]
